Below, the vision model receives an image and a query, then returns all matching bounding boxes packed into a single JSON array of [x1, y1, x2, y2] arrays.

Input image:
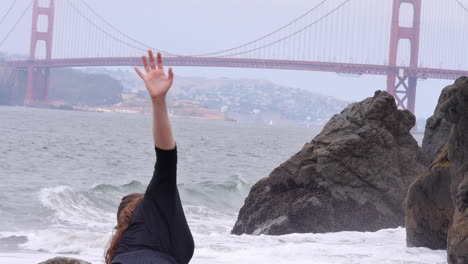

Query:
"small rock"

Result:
[[38, 257, 92, 264]]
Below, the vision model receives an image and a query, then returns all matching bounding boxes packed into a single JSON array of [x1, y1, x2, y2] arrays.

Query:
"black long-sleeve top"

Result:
[[115, 146, 194, 264]]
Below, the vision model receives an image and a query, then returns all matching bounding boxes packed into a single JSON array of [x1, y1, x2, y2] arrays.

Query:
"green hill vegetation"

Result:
[[0, 59, 123, 106], [49, 68, 123, 106]]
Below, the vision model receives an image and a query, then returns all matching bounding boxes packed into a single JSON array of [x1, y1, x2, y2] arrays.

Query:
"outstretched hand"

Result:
[[134, 50, 174, 101]]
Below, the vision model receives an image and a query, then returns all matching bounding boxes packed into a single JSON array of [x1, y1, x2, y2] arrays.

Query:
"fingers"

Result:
[[168, 67, 174, 82], [142, 56, 150, 73], [141, 51, 168, 76], [134, 67, 145, 80], [157, 52, 163, 70], [148, 50, 156, 70]]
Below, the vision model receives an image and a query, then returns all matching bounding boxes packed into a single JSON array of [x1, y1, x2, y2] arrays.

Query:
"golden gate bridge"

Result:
[[2, 0, 468, 113]]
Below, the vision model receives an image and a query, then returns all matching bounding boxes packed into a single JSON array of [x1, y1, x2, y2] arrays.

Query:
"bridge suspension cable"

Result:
[[218, 0, 352, 58], [63, 0, 152, 54], [47, 0, 360, 61], [0, 0, 32, 47], [191, 0, 330, 57], [0, 0, 17, 26], [65, 0, 346, 59], [455, 0, 468, 13], [76, 0, 179, 57], [74, 0, 334, 58]]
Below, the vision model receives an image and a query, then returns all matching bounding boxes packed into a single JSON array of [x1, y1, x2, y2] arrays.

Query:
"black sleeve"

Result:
[[147, 146, 178, 188], [143, 145, 194, 264], [144, 146, 178, 222]]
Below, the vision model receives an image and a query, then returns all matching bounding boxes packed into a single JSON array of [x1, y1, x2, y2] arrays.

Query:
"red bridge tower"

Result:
[[25, 0, 55, 105], [387, 0, 422, 113]]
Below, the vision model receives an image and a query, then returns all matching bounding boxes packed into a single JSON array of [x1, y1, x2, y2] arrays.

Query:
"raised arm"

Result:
[[134, 50, 175, 150], [133, 51, 194, 263]]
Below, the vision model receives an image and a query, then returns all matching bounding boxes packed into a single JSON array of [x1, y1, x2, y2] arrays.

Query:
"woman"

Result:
[[105, 50, 194, 264]]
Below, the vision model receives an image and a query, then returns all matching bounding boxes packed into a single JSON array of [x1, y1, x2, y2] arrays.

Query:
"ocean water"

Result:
[[0, 106, 445, 264]]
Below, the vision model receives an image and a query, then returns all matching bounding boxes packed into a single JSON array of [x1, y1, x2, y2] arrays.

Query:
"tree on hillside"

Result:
[[50, 68, 123, 106], [0, 59, 15, 105]]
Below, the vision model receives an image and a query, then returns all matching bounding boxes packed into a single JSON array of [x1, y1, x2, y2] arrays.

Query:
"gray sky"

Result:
[[1, 0, 467, 117]]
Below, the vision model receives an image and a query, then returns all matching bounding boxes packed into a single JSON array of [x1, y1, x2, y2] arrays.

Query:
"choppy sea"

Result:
[[0, 106, 446, 264]]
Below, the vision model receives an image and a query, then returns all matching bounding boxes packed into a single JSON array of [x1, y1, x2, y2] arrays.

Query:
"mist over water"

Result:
[[0, 106, 442, 264]]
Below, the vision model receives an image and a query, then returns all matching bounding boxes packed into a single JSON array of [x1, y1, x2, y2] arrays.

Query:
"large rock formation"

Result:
[[443, 77, 468, 264], [38, 257, 91, 264], [232, 91, 426, 235], [404, 77, 468, 264]]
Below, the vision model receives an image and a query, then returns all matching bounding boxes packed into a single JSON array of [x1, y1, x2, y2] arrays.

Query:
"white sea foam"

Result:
[[0, 228, 447, 264], [38, 186, 114, 230], [0, 185, 448, 264], [0, 252, 100, 264], [0, 184, 448, 264], [6, 186, 116, 257], [190, 228, 447, 264], [19, 229, 110, 255]]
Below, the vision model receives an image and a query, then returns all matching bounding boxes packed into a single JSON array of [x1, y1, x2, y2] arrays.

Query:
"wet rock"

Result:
[[232, 91, 426, 235], [38, 257, 91, 264], [405, 145, 454, 249], [447, 207, 468, 264], [421, 86, 453, 163]]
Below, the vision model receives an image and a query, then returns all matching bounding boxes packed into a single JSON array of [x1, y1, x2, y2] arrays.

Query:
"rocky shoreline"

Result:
[[233, 78, 468, 263]]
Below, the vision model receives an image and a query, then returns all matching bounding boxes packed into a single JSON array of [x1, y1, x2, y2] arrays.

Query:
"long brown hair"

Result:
[[105, 193, 144, 264]]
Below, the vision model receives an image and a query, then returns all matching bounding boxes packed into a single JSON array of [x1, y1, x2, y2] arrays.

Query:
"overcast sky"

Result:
[[1, 0, 468, 117]]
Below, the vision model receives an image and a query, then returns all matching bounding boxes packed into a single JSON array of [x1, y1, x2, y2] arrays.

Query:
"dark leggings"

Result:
[[111, 249, 177, 264]]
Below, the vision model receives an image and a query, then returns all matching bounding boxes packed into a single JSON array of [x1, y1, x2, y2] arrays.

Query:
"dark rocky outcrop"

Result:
[[38, 257, 91, 264], [443, 77, 468, 264], [232, 91, 426, 235], [404, 77, 468, 264], [405, 83, 457, 250]]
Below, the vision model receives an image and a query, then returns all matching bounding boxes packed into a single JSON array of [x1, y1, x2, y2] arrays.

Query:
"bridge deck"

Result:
[[7, 57, 468, 80]]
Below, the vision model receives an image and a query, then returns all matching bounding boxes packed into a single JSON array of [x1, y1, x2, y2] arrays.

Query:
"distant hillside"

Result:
[[170, 77, 349, 123], [89, 69, 350, 124]]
